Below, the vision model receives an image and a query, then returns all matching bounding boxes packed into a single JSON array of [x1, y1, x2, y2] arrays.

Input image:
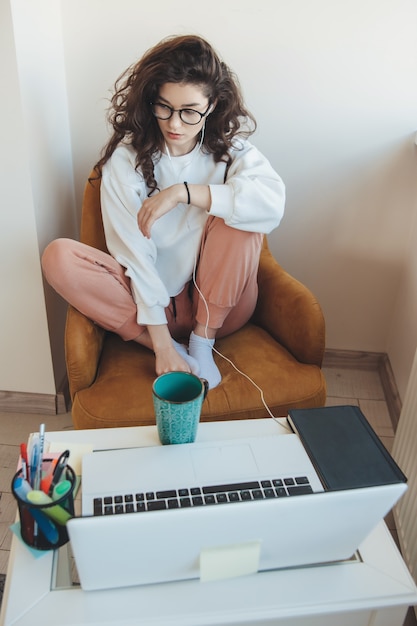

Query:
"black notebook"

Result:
[[287, 405, 407, 491]]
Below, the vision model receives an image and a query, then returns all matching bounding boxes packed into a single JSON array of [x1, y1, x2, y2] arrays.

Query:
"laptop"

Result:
[[67, 432, 407, 590]]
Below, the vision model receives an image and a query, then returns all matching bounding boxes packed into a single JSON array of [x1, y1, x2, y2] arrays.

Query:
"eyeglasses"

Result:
[[150, 102, 211, 125]]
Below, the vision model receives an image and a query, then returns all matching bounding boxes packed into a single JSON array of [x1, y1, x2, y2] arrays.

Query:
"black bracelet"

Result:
[[184, 181, 191, 205]]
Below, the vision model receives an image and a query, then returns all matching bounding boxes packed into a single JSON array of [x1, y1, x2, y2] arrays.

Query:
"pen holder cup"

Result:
[[11, 464, 76, 550]]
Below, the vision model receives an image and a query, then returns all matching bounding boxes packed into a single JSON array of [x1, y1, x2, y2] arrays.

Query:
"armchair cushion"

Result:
[[66, 174, 326, 429]]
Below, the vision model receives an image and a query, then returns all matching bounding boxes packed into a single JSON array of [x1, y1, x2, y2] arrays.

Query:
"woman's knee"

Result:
[[41, 238, 76, 285], [204, 217, 263, 257]]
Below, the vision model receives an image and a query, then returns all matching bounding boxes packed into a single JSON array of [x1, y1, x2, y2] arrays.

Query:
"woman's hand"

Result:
[[137, 183, 211, 238], [154, 345, 191, 376], [137, 185, 184, 238], [146, 323, 191, 376]]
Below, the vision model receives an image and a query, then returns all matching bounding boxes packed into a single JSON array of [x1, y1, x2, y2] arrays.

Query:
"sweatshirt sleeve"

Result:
[[208, 141, 285, 233], [100, 147, 170, 326]]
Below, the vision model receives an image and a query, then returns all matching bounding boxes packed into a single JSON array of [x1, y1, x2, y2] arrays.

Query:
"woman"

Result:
[[42, 35, 285, 389]]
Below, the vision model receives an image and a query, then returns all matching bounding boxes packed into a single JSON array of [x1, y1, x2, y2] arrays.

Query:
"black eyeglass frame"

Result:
[[150, 101, 212, 125]]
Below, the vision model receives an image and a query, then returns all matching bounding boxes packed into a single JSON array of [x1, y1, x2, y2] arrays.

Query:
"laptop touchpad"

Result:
[[191, 444, 258, 482]]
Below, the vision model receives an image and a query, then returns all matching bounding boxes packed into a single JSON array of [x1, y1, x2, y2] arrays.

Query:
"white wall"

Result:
[[387, 144, 417, 399], [3, 0, 417, 401], [0, 0, 56, 394], [11, 0, 78, 393]]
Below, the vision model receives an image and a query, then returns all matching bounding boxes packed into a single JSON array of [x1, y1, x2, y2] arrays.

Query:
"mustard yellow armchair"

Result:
[[66, 174, 326, 429]]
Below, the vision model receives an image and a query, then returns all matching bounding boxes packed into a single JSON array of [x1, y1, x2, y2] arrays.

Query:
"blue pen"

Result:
[[13, 476, 32, 500], [29, 436, 40, 489], [27, 508, 59, 545], [35, 423, 45, 490]]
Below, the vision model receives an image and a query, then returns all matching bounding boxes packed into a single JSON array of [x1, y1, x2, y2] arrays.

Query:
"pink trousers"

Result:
[[42, 216, 263, 341]]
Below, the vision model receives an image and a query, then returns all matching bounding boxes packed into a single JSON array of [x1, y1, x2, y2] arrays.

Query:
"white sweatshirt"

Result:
[[100, 140, 285, 326]]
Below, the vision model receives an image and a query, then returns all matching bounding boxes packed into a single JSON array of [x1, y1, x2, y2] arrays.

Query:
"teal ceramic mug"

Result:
[[152, 372, 209, 445]]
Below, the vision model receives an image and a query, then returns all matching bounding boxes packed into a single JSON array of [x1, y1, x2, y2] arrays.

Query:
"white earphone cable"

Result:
[[192, 251, 290, 431]]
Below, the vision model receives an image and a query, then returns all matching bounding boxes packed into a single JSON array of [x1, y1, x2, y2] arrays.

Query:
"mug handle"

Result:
[[201, 378, 209, 399]]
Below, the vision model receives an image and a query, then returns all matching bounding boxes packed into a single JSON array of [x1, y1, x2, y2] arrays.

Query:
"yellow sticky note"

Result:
[[200, 541, 261, 582], [47, 442, 94, 475]]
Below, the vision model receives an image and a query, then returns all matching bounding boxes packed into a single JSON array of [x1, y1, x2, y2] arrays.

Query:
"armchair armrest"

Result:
[[253, 244, 325, 367], [65, 305, 106, 400]]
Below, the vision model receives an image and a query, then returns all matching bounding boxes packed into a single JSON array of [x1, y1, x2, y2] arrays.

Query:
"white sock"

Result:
[[172, 340, 200, 376], [188, 332, 221, 389]]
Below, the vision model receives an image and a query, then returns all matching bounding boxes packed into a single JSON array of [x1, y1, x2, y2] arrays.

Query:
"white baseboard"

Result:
[[0, 377, 70, 415]]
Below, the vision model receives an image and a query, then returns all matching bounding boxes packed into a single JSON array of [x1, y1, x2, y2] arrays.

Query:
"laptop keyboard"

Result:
[[92, 477, 313, 516]]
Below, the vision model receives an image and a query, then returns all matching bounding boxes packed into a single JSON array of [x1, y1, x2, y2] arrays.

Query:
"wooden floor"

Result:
[[0, 364, 416, 623]]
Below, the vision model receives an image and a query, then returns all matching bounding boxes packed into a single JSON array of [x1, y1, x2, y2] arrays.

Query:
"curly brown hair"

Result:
[[93, 35, 256, 194]]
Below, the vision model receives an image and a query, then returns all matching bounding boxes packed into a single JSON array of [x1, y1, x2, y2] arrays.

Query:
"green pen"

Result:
[[52, 479, 72, 501]]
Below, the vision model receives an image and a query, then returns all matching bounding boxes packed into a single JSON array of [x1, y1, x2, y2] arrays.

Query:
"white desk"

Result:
[[2, 418, 417, 626]]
